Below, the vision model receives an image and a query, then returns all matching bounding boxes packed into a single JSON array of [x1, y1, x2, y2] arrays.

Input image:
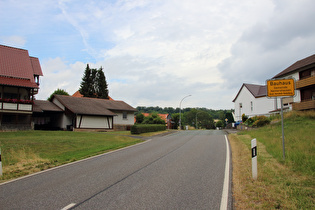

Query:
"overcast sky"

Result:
[[1, 0, 314, 109]]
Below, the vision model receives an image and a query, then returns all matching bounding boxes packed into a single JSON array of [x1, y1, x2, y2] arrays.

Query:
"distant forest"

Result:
[[136, 106, 234, 120]]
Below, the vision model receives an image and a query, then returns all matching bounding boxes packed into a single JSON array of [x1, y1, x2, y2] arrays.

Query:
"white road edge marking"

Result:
[[61, 203, 76, 210], [220, 135, 230, 210]]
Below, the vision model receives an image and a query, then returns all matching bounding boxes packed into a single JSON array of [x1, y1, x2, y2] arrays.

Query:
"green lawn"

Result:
[[233, 111, 315, 209], [0, 131, 142, 181]]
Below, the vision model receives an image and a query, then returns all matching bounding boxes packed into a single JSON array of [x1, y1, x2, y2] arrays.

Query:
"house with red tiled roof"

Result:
[[72, 90, 114, 101], [0, 44, 43, 130]]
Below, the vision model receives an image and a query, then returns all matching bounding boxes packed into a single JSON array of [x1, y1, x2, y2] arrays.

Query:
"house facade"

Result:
[[0, 45, 43, 130], [273, 54, 315, 111], [34, 95, 137, 131], [233, 84, 282, 121]]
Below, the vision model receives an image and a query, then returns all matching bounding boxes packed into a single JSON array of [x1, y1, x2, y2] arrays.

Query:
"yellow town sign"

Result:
[[267, 79, 295, 97]]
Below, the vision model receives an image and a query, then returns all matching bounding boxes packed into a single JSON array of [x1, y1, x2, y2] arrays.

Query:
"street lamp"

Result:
[[179, 95, 191, 130]]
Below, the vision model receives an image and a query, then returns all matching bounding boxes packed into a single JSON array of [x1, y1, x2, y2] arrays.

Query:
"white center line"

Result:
[[61, 203, 76, 210]]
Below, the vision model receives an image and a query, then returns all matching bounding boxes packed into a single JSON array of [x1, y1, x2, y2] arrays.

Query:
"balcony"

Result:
[[292, 100, 315, 111], [296, 76, 315, 89], [0, 99, 33, 113]]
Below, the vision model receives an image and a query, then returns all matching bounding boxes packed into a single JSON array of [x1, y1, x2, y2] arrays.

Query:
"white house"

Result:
[[232, 83, 282, 121]]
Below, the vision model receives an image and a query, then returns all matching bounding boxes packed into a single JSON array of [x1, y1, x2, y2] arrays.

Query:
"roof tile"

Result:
[[0, 44, 43, 88]]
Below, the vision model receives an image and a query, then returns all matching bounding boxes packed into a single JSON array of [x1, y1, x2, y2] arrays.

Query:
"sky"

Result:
[[1, 0, 315, 110]]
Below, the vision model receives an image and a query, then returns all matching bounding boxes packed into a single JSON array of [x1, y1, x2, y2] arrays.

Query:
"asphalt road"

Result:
[[0, 130, 232, 210]]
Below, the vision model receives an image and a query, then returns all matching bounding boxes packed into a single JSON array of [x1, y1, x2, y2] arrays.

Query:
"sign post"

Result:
[[251, 139, 257, 180], [267, 78, 295, 160]]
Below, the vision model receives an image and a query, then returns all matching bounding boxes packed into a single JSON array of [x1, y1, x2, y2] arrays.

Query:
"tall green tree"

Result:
[[79, 64, 93, 97], [95, 67, 109, 99], [79, 64, 109, 99]]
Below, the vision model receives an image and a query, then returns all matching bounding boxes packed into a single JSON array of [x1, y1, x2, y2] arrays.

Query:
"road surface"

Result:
[[0, 130, 232, 209]]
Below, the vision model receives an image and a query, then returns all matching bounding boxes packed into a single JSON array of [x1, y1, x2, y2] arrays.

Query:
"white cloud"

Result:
[[219, 0, 315, 88], [0, 36, 26, 48], [2, 0, 314, 109], [37, 58, 85, 99]]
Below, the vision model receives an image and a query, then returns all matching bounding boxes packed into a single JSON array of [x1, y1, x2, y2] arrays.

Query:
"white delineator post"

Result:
[[251, 139, 257, 180]]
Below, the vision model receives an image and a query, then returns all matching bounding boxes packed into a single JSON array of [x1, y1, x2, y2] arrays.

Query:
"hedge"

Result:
[[131, 124, 166, 134]]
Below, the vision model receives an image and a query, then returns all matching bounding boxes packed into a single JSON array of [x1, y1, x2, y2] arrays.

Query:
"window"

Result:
[[239, 103, 242, 108], [123, 112, 127, 120], [251, 101, 253, 111]]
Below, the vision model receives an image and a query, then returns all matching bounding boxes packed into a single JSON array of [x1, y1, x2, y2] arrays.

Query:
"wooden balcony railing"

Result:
[[296, 76, 315, 89], [292, 100, 315, 111], [0, 99, 33, 112]]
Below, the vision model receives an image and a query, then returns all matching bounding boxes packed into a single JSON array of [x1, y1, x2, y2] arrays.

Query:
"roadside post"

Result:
[[0, 148, 2, 176], [251, 139, 257, 180], [267, 78, 295, 161]]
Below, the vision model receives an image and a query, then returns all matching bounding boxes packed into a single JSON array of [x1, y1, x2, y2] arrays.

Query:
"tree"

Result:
[[215, 120, 224, 128], [47, 88, 69, 101], [95, 67, 109, 99], [142, 113, 165, 124], [225, 112, 235, 123], [79, 64, 109, 99], [171, 113, 180, 129], [79, 64, 93, 97], [135, 113, 145, 124]]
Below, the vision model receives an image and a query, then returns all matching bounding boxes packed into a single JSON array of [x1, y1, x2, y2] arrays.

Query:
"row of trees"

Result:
[[136, 107, 234, 122], [135, 108, 234, 129]]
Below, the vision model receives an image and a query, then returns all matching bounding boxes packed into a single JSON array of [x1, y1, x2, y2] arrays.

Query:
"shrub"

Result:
[[131, 124, 166, 134], [242, 114, 248, 123], [135, 113, 145, 124], [216, 120, 224, 128], [252, 116, 271, 127], [142, 113, 165, 124]]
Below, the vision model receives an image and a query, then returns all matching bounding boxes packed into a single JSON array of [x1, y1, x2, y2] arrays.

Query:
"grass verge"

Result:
[[0, 131, 143, 183], [230, 111, 314, 209]]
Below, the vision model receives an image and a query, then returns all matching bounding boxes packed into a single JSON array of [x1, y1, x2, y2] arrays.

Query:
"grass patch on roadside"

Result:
[[230, 111, 314, 209], [0, 131, 143, 182]]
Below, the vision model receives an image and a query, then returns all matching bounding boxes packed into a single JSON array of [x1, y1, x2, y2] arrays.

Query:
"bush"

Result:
[[216, 120, 224, 128], [131, 124, 166, 134], [244, 115, 271, 127], [242, 114, 248, 123], [142, 113, 165, 124], [252, 116, 270, 127]]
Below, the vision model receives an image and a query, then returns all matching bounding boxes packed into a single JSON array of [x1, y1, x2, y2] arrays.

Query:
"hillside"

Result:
[[230, 111, 314, 209]]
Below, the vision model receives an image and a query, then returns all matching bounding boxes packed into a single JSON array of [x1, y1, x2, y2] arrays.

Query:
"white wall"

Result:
[[76, 115, 112, 129], [114, 111, 135, 125], [274, 72, 300, 103], [52, 98, 72, 129], [234, 86, 276, 121]]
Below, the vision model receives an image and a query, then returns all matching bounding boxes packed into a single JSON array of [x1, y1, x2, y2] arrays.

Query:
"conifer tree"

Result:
[[96, 67, 109, 99], [79, 64, 93, 97], [79, 64, 109, 99]]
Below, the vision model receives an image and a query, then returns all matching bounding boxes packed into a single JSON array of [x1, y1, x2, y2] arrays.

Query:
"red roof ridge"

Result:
[[0, 44, 28, 52]]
